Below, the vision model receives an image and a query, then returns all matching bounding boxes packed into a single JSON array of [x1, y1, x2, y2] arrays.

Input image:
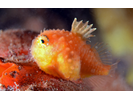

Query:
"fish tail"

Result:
[[108, 60, 120, 77]]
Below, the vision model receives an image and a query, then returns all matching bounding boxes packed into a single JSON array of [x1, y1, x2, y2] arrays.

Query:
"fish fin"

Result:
[[108, 60, 120, 77], [92, 42, 113, 65], [83, 76, 108, 91], [83, 72, 127, 91], [71, 18, 96, 40], [92, 42, 119, 77]]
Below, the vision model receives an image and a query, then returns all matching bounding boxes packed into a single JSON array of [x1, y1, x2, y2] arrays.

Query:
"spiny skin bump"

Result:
[[31, 29, 111, 81]]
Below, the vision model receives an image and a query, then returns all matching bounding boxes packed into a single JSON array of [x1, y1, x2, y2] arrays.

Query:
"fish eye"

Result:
[[39, 35, 49, 46], [41, 39, 45, 44]]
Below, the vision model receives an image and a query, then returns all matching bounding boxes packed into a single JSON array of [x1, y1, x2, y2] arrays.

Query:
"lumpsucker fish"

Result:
[[31, 18, 113, 81]]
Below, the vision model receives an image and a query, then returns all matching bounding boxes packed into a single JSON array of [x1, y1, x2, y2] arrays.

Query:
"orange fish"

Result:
[[31, 18, 112, 81]]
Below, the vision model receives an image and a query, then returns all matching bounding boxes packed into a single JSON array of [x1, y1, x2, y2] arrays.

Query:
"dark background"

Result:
[[0, 8, 96, 31]]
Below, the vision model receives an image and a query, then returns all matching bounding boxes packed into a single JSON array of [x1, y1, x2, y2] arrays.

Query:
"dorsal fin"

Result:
[[71, 18, 97, 39], [92, 42, 113, 65]]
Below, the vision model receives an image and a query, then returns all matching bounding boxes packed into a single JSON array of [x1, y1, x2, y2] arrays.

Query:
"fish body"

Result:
[[31, 18, 111, 81]]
